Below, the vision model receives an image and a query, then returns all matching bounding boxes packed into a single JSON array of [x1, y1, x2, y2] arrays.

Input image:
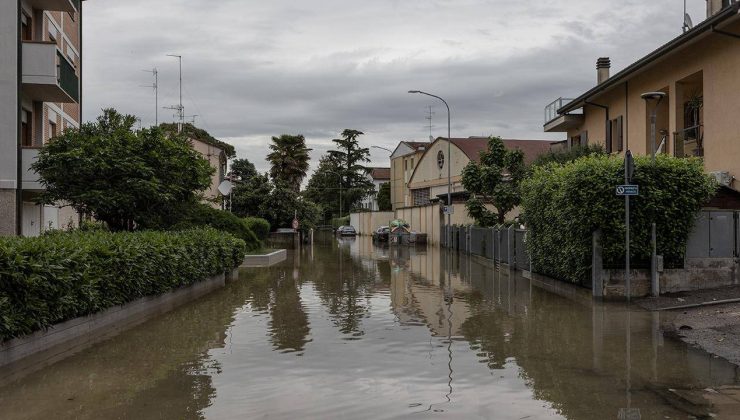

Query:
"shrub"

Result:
[[530, 144, 605, 168], [244, 217, 270, 240], [331, 216, 350, 228], [0, 228, 245, 341], [521, 154, 716, 285], [175, 203, 261, 251]]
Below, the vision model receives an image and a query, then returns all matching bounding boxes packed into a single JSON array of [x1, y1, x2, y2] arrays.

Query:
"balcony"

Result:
[[674, 125, 704, 158], [22, 41, 79, 103], [24, 0, 77, 13], [544, 97, 584, 133], [21, 148, 44, 192]]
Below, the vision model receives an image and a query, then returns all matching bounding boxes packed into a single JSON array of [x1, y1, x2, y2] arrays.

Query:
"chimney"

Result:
[[707, 0, 726, 18], [597, 57, 611, 84]]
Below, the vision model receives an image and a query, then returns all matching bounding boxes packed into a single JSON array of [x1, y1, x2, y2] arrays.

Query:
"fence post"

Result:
[[592, 229, 604, 298], [507, 225, 515, 270]]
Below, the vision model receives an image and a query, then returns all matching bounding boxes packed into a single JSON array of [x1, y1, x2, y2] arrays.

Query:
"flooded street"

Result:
[[1, 237, 739, 419]]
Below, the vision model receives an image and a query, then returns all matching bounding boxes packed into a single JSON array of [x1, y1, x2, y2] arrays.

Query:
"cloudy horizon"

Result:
[[82, 0, 707, 174]]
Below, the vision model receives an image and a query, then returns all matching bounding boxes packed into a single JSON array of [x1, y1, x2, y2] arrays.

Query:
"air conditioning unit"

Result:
[[710, 171, 734, 187]]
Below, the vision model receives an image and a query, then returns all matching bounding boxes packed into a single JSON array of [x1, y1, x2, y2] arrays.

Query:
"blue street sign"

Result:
[[616, 185, 639, 196]]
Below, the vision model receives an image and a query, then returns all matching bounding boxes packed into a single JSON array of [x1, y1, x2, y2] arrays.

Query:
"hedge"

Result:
[[521, 154, 715, 285], [244, 217, 270, 240], [174, 203, 261, 251], [0, 228, 246, 342]]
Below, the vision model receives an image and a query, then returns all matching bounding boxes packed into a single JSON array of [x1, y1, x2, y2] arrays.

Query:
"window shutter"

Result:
[[580, 131, 588, 147], [616, 116, 624, 152], [605, 120, 612, 153]]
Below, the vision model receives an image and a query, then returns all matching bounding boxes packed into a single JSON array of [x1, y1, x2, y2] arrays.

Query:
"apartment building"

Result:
[[544, 0, 740, 189], [0, 0, 84, 236]]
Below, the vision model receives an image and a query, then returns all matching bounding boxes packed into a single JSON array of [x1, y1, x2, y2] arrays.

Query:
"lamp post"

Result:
[[641, 91, 666, 299], [371, 146, 393, 153], [408, 90, 452, 246]]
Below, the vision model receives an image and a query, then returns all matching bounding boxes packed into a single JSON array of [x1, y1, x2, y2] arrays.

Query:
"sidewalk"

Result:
[[638, 285, 740, 366]]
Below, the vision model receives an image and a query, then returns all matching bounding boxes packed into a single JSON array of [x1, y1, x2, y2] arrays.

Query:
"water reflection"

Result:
[[0, 237, 738, 419]]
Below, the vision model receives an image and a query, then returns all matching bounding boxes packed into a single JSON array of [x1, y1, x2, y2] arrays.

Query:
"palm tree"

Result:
[[267, 134, 312, 191]]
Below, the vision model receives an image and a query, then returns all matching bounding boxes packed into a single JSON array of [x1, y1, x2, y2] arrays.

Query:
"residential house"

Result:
[[386, 137, 551, 244], [360, 167, 391, 211], [160, 123, 235, 209], [0, 0, 84, 236], [389, 141, 429, 211], [544, 0, 740, 189]]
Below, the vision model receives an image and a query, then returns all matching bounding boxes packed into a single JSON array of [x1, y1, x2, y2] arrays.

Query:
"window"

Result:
[[610, 116, 624, 152], [49, 121, 57, 140], [21, 109, 32, 147], [21, 13, 32, 41], [437, 150, 445, 169], [411, 188, 431, 206]]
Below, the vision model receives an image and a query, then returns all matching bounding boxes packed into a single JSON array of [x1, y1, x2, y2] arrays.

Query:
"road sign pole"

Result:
[[625, 151, 632, 303]]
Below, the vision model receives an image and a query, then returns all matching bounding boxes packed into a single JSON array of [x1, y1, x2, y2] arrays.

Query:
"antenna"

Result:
[[141, 68, 158, 125], [425, 105, 435, 141], [184, 115, 198, 124], [166, 54, 184, 133]]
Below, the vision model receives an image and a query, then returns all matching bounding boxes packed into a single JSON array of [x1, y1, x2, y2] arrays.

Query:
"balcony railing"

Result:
[[57, 51, 79, 102], [674, 125, 704, 158], [544, 97, 582, 124]]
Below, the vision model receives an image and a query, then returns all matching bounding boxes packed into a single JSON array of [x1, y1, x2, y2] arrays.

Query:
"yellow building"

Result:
[[389, 137, 551, 244], [390, 141, 428, 211], [544, 1, 740, 189]]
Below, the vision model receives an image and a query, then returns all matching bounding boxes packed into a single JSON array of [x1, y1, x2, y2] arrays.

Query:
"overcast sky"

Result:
[[82, 0, 706, 174]]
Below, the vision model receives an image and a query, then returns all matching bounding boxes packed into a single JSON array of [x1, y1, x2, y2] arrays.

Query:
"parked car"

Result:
[[372, 226, 390, 242], [336, 226, 357, 236]]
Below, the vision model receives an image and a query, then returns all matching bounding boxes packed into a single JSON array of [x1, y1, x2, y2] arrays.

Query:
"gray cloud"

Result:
[[82, 0, 707, 174]]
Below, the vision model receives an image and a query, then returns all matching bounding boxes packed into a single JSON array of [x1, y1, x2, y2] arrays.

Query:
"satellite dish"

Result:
[[218, 180, 233, 196], [684, 13, 694, 31]]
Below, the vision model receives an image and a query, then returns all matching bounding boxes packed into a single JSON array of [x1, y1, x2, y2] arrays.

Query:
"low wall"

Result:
[[267, 232, 300, 249], [241, 249, 288, 267], [350, 211, 395, 236], [600, 258, 739, 298], [0, 269, 239, 384]]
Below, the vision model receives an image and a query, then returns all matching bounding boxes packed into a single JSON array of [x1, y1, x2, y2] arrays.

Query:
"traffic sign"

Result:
[[292, 218, 300, 230], [616, 185, 639, 196], [443, 205, 455, 215]]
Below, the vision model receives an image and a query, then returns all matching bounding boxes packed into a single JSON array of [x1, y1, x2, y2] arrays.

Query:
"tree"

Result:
[[377, 182, 392, 211], [461, 136, 526, 226], [230, 173, 272, 218], [230, 158, 259, 182], [32, 109, 213, 231], [326, 129, 375, 215], [267, 134, 311, 191], [304, 156, 343, 222], [260, 181, 322, 230]]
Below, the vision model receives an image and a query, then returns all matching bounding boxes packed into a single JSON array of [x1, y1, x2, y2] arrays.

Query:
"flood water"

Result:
[[1, 237, 739, 419]]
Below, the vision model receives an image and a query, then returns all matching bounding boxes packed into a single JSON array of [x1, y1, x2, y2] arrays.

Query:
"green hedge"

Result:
[[244, 217, 270, 240], [521, 154, 715, 285], [0, 228, 246, 342], [174, 203, 261, 251]]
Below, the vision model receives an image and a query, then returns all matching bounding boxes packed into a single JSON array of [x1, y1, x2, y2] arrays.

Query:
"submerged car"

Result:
[[372, 226, 390, 242], [336, 226, 357, 236]]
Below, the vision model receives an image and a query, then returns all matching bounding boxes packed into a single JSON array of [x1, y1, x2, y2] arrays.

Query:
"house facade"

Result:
[[544, 0, 740, 189], [390, 141, 428, 211], [360, 167, 391, 211], [0, 0, 84, 236]]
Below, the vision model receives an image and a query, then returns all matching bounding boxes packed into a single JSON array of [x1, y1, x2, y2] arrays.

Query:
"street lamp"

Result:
[[641, 92, 667, 163], [408, 90, 452, 246], [371, 145, 393, 153]]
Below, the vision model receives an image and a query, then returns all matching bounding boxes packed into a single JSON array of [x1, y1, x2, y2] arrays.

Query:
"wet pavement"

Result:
[[1, 237, 739, 419]]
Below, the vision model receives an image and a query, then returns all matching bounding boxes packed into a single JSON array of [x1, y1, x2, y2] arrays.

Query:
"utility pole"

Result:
[[141, 68, 158, 125], [166, 54, 184, 133]]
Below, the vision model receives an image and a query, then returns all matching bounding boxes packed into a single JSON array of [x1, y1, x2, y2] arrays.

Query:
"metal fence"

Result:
[[470, 227, 487, 257], [515, 229, 530, 271]]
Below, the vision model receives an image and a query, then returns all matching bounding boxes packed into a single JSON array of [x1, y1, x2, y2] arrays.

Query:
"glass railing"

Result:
[[544, 98, 580, 124], [70, 0, 80, 12], [674, 125, 704, 157], [57, 51, 79, 102]]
